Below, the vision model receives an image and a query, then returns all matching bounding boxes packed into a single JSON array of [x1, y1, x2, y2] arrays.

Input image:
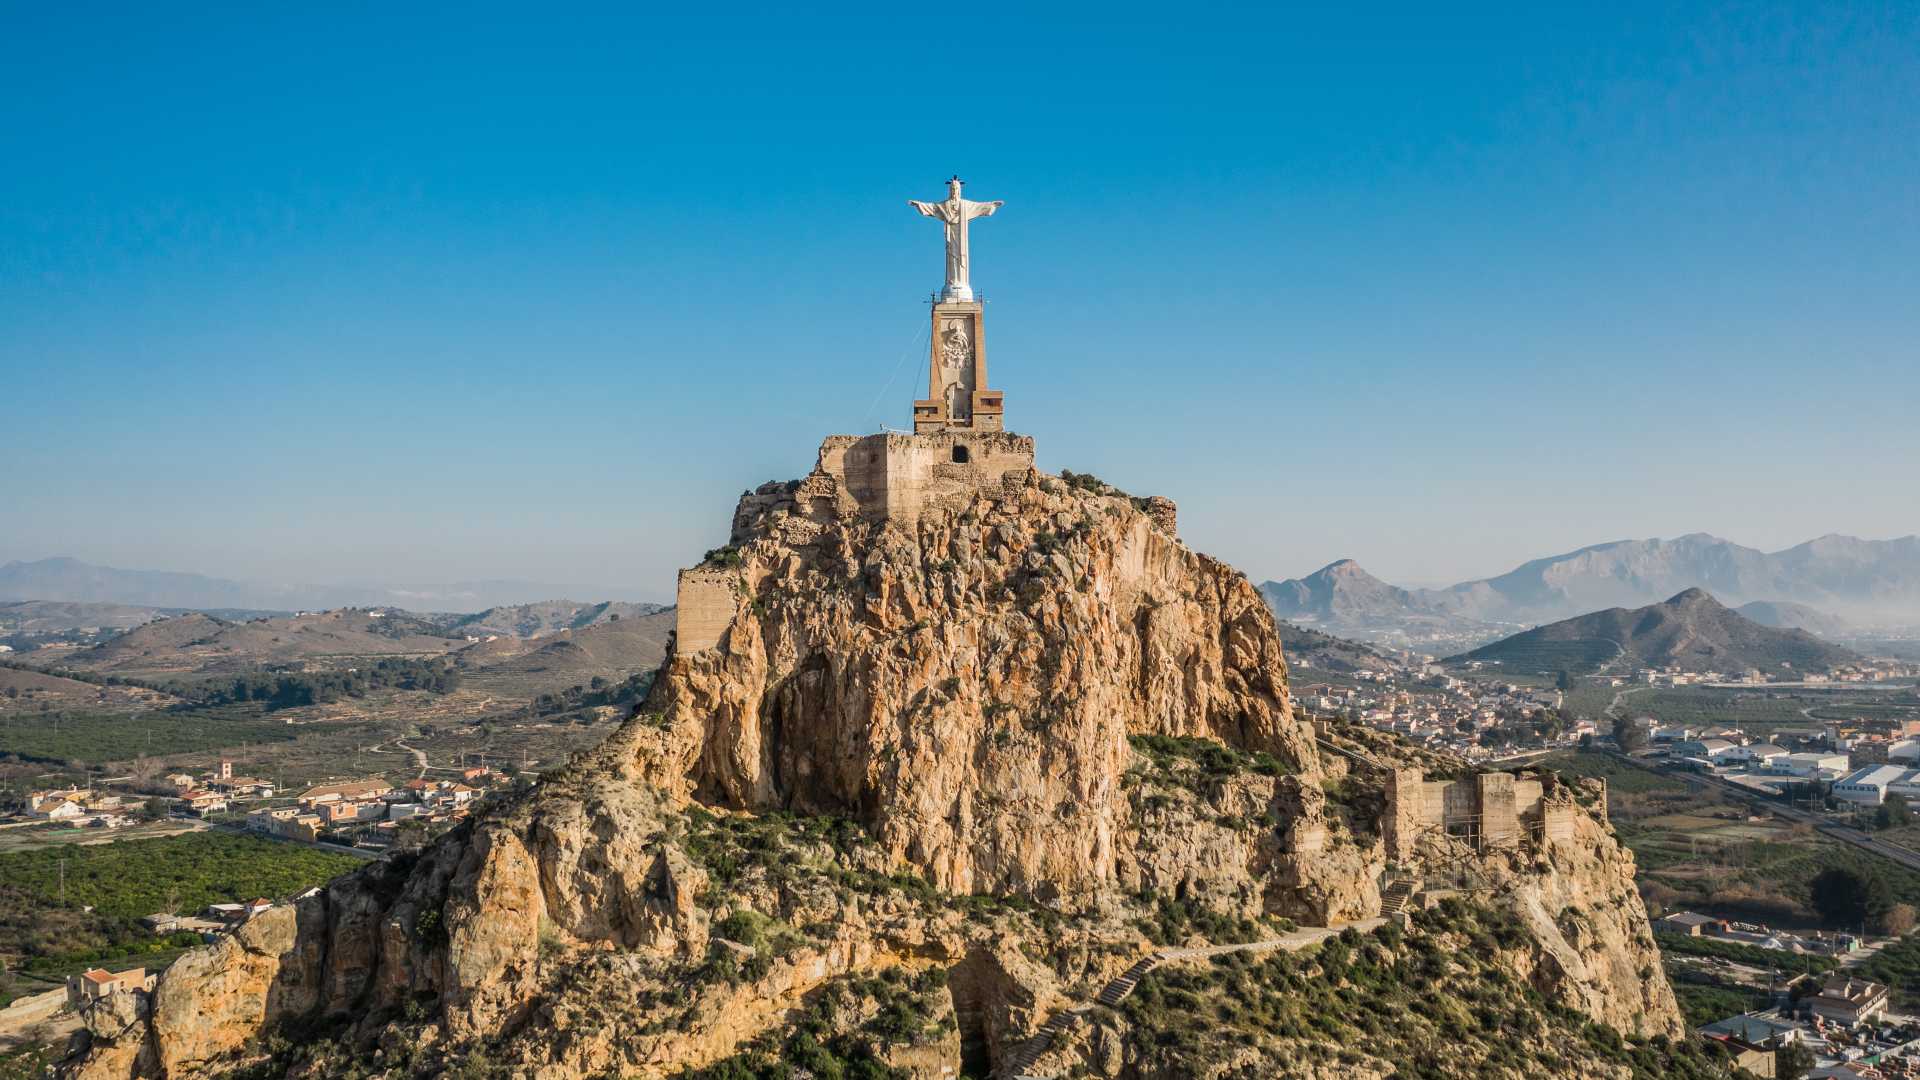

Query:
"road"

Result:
[[394, 738, 428, 779], [1604, 683, 1651, 720], [365, 738, 430, 780]]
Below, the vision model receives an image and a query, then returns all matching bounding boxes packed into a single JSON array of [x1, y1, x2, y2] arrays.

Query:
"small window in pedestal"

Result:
[[952, 445, 970, 464]]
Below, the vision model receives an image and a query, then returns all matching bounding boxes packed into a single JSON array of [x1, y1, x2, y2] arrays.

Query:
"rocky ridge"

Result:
[[67, 457, 1688, 1079]]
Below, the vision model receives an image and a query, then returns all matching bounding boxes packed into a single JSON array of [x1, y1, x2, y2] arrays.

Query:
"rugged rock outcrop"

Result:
[[64, 459, 1687, 1079], [654, 467, 1315, 901]]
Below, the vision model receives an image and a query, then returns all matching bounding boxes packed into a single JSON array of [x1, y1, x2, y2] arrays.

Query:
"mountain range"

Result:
[[1262, 533, 1920, 637], [0, 556, 662, 613], [1447, 588, 1864, 676], [21, 601, 677, 699]]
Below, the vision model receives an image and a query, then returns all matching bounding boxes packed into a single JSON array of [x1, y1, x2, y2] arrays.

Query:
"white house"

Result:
[[1674, 738, 1736, 760], [31, 798, 85, 821], [1706, 743, 1753, 765], [1721, 743, 1788, 767], [1771, 753, 1850, 781]]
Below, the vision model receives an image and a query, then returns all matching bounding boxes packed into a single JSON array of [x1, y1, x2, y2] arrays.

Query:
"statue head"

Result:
[[947, 176, 964, 198]]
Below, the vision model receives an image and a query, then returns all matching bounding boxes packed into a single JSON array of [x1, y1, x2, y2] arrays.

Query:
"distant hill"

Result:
[[14, 600, 679, 688], [1260, 560, 1435, 623], [1734, 600, 1849, 638], [0, 664, 180, 714], [0, 600, 170, 633], [53, 610, 465, 677], [0, 556, 661, 613], [444, 600, 667, 640], [1273, 620, 1396, 674], [1446, 588, 1864, 676], [1428, 533, 1920, 625], [453, 610, 676, 699], [1258, 560, 1511, 648]]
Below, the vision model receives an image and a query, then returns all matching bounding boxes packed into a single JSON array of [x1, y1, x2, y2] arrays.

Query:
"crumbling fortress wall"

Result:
[[815, 430, 1036, 525], [1384, 767, 1599, 860], [677, 430, 1038, 653]]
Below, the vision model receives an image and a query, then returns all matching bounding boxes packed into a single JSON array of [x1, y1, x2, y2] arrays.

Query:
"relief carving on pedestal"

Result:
[[939, 317, 975, 420]]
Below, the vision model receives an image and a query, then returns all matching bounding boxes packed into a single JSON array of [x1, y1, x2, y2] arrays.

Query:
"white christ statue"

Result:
[[909, 176, 1003, 302]]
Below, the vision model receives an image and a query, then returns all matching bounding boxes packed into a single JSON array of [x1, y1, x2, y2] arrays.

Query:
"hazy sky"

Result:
[[3, 3, 1916, 601]]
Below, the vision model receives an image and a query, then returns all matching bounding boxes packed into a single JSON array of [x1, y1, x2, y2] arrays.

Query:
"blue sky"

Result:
[[2, 2, 1916, 600]]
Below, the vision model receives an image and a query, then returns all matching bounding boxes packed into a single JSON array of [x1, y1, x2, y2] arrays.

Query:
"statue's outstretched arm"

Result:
[[968, 200, 1005, 219], [908, 200, 948, 219]]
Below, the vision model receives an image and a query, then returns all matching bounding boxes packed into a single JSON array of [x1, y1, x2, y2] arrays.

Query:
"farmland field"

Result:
[[1545, 750, 1920, 928]]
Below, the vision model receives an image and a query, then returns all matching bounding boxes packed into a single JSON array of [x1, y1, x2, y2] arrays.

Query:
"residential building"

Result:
[[1674, 738, 1736, 760], [179, 790, 228, 816], [320, 800, 386, 824], [1658, 912, 1722, 937], [1699, 1012, 1801, 1047], [66, 967, 154, 1007], [31, 797, 85, 821], [205, 899, 274, 924], [1805, 975, 1890, 1027], [212, 775, 274, 797], [298, 779, 394, 807]]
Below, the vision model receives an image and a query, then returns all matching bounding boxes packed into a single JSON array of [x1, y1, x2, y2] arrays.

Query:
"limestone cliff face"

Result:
[[1504, 793, 1683, 1039], [63, 457, 1685, 1079], [653, 467, 1316, 900]]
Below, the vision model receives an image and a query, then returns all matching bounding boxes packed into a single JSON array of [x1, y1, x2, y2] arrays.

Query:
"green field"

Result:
[[1462, 639, 1622, 674], [0, 831, 360, 921], [1668, 974, 1766, 1029], [1591, 685, 1920, 733], [1856, 932, 1920, 1008], [0, 832, 362, 1010], [1546, 751, 1920, 925], [0, 703, 299, 765], [1562, 681, 1622, 720], [1541, 751, 1693, 794], [1618, 688, 1810, 729]]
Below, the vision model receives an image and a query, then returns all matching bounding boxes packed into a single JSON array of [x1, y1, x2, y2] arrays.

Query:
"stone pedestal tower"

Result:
[[908, 177, 1006, 434]]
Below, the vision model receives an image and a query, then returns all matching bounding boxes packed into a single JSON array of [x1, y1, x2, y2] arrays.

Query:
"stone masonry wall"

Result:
[[1385, 767, 1562, 861], [687, 431, 1036, 651], [822, 431, 1034, 525], [673, 569, 739, 655]]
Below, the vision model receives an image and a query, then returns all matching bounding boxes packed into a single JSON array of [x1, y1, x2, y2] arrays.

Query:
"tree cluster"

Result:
[[185, 658, 461, 710]]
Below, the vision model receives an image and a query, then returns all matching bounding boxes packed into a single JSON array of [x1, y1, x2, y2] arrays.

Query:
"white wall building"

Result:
[[1770, 753, 1850, 780], [1835, 765, 1911, 805]]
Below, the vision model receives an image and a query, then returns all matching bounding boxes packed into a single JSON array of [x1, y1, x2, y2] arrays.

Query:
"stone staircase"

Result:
[[1000, 952, 1167, 1078], [1097, 953, 1164, 1007], [1379, 877, 1417, 916]]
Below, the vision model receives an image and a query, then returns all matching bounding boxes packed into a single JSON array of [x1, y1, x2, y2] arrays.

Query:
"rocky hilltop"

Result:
[[66, 441, 1692, 1080], [1450, 586, 1864, 675]]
